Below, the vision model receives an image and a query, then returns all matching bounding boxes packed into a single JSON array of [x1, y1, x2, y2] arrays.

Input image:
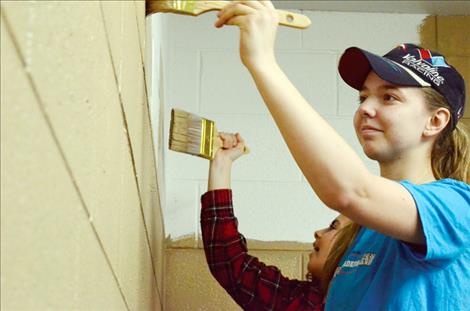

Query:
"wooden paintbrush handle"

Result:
[[277, 10, 311, 29], [196, 1, 311, 29]]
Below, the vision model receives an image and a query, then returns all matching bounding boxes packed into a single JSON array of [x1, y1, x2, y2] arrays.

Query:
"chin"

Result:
[[364, 149, 380, 160], [362, 143, 387, 161], [360, 144, 377, 159], [307, 264, 321, 279], [364, 147, 397, 163]]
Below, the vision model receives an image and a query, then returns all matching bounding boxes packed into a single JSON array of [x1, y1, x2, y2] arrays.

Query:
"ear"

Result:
[[423, 108, 451, 137]]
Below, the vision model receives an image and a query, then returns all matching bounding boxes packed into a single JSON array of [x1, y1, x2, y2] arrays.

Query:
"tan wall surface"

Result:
[[1, 1, 164, 310], [164, 237, 311, 311], [421, 16, 470, 128]]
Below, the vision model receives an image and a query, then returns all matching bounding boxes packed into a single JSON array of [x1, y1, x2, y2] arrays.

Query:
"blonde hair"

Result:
[[315, 88, 469, 295], [422, 87, 470, 183], [319, 222, 361, 295]]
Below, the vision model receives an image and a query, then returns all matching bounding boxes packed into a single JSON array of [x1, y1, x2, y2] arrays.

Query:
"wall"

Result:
[[421, 16, 470, 129], [1, 1, 165, 310], [159, 9, 430, 310]]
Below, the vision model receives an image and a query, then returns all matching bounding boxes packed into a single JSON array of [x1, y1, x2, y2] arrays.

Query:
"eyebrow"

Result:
[[360, 85, 402, 93]]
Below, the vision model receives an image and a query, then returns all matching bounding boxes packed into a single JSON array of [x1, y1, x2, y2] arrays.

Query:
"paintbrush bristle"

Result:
[[146, 0, 226, 16], [169, 109, 216, 159], [146, 1, 198, 16]]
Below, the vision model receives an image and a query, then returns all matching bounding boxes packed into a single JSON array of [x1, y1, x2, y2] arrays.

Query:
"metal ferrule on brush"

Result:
[[200, 118, 215, 160]]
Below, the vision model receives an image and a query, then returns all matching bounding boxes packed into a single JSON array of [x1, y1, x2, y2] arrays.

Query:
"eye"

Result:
[[329, 221, 339, 230], [358, 95, 367, 104], [384, 93, 398, 102]]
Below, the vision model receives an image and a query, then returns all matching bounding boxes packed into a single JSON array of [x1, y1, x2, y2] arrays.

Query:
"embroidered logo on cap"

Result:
[[401, 51, 446, 86], [418, 49, 450, 68]]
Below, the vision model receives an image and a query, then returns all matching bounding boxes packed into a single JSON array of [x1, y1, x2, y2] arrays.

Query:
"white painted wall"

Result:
[[154, 10, 427, 242], [148, 14, 167, 214]]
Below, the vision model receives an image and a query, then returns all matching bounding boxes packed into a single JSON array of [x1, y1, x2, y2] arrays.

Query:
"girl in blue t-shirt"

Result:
[[214, 1, 470, 309]]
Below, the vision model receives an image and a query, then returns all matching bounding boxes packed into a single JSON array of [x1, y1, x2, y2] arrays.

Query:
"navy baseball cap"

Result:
[[338, 43, 466, 129]]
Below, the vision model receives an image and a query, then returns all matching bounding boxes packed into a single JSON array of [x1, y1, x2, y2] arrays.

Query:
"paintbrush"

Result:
[[169, 108, 250, 160], [147, 0, 311, 29]]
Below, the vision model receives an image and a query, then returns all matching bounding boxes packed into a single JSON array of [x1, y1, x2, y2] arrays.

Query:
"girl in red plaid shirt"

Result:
[[202, 133, 357, 310]]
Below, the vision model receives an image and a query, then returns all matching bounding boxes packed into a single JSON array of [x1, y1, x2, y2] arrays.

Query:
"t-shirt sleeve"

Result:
[[399, 179, 470, 262]]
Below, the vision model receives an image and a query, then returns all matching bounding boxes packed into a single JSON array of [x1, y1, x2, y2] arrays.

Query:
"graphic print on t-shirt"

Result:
[[334, 252, 376, 277]]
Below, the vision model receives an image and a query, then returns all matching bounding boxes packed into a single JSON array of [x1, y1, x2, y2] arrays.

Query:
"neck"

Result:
[[379, 150, 436, 184]]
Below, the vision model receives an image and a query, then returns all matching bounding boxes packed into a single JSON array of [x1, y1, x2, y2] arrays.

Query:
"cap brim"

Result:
[[338, 47, 430, 90]]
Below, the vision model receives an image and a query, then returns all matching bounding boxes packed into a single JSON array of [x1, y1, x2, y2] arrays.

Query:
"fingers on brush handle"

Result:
[[277, 10, 311, 29], [205, 1, 311, 29]]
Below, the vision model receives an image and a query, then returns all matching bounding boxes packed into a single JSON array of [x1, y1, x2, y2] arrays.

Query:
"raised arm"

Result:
[[203, 133, 323, 310], [214, 1, 424, 244]]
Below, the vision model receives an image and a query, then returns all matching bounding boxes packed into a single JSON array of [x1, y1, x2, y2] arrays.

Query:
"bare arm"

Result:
[[208, 133, 245, 191], [215, 0, 424, 244], [249, 62, 424, 244]]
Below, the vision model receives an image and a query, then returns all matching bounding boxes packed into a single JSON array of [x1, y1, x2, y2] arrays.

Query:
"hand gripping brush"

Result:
[[147, 0, 311, 29], [169, 108, 250, 160]]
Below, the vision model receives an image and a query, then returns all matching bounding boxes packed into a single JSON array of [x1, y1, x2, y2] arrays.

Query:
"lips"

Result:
[[313, 242, 319, 252], [361, 125, 381, 132], [360, 125, 382, 135]]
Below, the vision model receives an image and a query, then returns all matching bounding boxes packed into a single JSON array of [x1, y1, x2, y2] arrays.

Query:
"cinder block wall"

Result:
[[160, 11, 470, 311], [1, 1, 165, 310], [421, 16, 470, 128]]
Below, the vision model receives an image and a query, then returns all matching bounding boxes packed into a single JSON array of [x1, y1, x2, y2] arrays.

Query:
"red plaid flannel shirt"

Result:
[[201, 189, 324, 311]]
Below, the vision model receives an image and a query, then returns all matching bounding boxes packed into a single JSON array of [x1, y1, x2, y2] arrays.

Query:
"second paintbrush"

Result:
[[169, 108, 250, 160]]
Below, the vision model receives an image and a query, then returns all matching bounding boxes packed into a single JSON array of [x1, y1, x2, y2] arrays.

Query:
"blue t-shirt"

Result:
[[325, 178, 470, 310]]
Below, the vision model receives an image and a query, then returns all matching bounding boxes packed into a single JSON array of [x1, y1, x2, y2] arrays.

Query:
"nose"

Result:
[[314, 230, 321, 239], [357, 97, 377, 118]]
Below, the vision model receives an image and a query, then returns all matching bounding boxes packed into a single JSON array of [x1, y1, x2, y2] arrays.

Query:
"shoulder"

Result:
[[399, 178, 470, 224], [400, 178, 470, 206], [400, 178, 469, 190], [399, 179, 470, 260]]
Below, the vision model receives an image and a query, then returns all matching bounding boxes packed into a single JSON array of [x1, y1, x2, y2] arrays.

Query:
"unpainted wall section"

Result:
[[421, 16, 470, 129], [165, 237, 311, 310], [1, 1, 164, 309]]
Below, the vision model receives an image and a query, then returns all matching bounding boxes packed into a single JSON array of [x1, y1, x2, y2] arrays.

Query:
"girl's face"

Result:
[[353, 72, 431, 163], [308, 215, 350, 278]]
